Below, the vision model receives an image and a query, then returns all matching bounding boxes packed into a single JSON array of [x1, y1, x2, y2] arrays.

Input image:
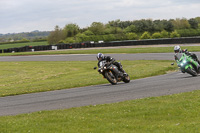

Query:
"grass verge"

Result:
[[0, 60, 176, 97], [1, 45, 200, 56], [0, 90, 199, 132], [0, 41, 48, 49]]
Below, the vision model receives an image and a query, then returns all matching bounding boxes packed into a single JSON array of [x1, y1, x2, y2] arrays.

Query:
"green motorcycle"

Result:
[[174, 53, 199, 76]]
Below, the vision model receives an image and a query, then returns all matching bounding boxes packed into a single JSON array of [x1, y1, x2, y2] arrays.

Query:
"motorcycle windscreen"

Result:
[[175, 53, 183, 61]]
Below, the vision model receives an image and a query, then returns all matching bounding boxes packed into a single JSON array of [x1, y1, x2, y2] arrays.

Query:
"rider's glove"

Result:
[[98, 68, 101, 72]]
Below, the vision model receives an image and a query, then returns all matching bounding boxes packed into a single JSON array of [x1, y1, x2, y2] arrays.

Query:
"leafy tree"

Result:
[[119, 21, 133, 29], [124, 25, 137, 33], [108, 19, 121, 27], [140, 31, 151, 39], [112, 27, 123, 34], [188, 18, 198, 29], [104, 24, 123, 34], [152, 20, 164, 32], [172, 18, 190, 29], [48, 25, 65, 44], [132, 20, 143, 32], [195, 17, 200, 28], [133, 20, 145, 33], [195, 17, 200, 23], [89, 22, 105, 35], [163, 20, 174, 32], [102, 34, 116, 42], [106, 34, 116, 41], [83, 30, 94, 36], [47, 17, 200, 44], [144, 19, 154, 32], [63, 23, 80, 37], [132, 19, 155, 33], [104, 27, 113, 34]]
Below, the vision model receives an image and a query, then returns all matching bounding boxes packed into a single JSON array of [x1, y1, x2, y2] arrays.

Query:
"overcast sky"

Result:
[[0, 0, 200, 34]]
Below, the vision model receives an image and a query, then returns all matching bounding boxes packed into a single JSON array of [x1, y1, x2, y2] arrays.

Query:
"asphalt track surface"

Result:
[[1, 52, 200, 116], [1, 52, 200, 62], [0, 53, 175, 61]]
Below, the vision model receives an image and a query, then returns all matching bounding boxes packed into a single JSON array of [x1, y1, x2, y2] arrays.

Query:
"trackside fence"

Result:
[[1, 37, 200, 53]]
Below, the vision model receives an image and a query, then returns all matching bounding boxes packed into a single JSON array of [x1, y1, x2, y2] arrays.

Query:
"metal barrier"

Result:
[[1, 37, 200, 53]]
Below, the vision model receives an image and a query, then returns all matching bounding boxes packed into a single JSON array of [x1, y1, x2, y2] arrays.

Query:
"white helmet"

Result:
[[174, 45, 181, 53], [97, 53, 104, 60]]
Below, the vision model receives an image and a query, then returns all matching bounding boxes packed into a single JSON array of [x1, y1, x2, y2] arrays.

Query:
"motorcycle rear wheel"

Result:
[[104, 71, 117, 85]]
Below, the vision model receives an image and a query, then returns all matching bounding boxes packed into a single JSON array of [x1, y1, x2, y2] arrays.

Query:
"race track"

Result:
[[0, 53, 200, 116], [0, 53, 175, 61]]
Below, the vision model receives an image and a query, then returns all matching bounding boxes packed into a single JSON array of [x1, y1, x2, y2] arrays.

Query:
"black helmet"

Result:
[[97, 53, 104, 60]]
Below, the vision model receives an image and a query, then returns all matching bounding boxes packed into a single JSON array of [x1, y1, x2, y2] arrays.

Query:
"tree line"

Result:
[[48, 17, 200, 44], [0, 31, 50, 44]]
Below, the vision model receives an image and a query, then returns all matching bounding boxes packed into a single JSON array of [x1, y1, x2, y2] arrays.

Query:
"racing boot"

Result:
[[119, 68, 128, 76], [193, 54, 200, 65], [117, 62, 128, 76], [197, 64, 200, 74], [197, 59, 200, 65], [194, 58, 200, 74]]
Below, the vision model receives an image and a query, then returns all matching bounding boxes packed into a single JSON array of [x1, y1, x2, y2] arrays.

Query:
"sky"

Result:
[[0, 0, 200, 34]]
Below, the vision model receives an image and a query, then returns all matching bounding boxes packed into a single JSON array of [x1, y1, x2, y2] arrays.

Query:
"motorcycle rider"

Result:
[[174, 45, 200, 65], [97, 53, 127, 75]]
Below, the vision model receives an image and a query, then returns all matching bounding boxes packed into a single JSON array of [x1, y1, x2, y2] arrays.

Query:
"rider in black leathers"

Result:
[[97, 53, 127, 75]]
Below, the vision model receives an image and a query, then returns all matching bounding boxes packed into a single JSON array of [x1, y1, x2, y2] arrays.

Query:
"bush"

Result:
[[177, 29, 200, 37], [140, 32, 151, 40], [161, 30, 169, 38], [126, 33, 138, 40], [170, 30, 180, 38], [152, 32, 162, 39], [75, 33, 88, 42], [102, 34, 116, 42], [64, 37, 76, 43]]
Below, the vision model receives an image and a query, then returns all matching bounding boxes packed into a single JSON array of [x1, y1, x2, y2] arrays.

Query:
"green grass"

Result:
[[1, 45, 200, 56], [0, 60, 176, 97], [0, 41, 48, 49], [0, 90, 199, 133], [1, 60, 198, 133]]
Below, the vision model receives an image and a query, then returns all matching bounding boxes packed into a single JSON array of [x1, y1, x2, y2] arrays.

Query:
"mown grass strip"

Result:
[[1, 45, 200, 56], [0, 60, 176, 97], [0, 90, 199, 132], [0, 41, 48, 49]]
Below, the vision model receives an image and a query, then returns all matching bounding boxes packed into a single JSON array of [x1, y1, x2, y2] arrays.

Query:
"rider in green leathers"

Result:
[[174, 45, 200, 65]]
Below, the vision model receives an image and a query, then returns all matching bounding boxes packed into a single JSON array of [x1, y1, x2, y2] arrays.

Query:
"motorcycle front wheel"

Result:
[[186, 67, 197, 76], [123, 75, 130, 83], [104, 71, 117, 85]]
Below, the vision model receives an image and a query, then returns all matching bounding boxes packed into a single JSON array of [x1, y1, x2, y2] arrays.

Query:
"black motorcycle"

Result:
[[94, 60, 130, 85]]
